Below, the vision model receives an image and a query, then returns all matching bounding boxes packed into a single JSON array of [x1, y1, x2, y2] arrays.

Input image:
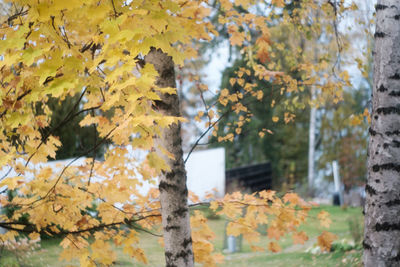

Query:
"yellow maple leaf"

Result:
[[227, 220, 252, 238], [283, 192, 300, 205], [255, 35, 270, 63], [228, 26, 245, 46], [259, 190, 275, 200], [210, 201, 219, 211], [60, 237, 72, 249], [0, 177, 24, 190], [189, 191, 200, 203], [349, 114, 362, 126], [256, 90, 263, 100], [28, 232, 41, 241], [147, 152, 171, 172], [123, 246, 148, 264]]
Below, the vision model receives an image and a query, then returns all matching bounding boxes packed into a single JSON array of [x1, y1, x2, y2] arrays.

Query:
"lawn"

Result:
[[0, 205, 363, 267]]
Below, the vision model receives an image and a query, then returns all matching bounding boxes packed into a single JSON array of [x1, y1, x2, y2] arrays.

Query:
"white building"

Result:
[[0, 147, 225, 201]]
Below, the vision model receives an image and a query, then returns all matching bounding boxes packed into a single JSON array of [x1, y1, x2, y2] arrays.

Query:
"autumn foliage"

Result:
[[0, 0, 351, 266]]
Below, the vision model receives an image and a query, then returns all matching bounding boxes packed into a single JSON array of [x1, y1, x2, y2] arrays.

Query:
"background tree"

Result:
[[208, 0, 356, 194], [212, 57, 309, 190], [317, 0, 373, 194], [318, 89, 369, 192]]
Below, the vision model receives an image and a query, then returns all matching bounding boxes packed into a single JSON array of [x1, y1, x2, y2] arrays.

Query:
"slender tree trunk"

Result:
[[145, 48, 194, 267], [364, 1, 400, 266], [307, 13, 320, 196]]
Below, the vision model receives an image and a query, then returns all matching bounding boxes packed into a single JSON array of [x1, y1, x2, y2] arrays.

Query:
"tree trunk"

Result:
[[364, 1, 400, 266], [308, 86, 316, 196], [145, 48, 194, 267]]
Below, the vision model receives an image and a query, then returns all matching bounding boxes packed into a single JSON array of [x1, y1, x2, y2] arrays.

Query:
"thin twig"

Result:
[[184, 111, 228, 163], [22, 126, 117, 207]]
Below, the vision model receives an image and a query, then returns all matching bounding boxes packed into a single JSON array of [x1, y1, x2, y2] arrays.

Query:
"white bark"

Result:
[[332, 160, 343, 205], [364, 1, 400, 266], [145, 48, 194, 267]]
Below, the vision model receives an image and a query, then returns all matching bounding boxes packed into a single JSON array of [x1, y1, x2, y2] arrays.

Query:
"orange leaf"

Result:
[[259, 190, 275, 200], [228, 26, 245, 46], [267, 226, 281, 240], [283, 192, 300, 205], [251, 245, 265, 252], [292, 231, 308, 245], [268, 241, 281, 252], [317, 231, 337, 251], [317, 210, 332, 228]]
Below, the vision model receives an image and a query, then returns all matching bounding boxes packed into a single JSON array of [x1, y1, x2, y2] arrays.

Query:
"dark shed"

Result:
[[225, 162, 272, 194]]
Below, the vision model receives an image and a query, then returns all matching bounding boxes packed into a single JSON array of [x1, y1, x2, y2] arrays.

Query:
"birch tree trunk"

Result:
[[364, 1, 400, 266], [145, 48, 194, 267]]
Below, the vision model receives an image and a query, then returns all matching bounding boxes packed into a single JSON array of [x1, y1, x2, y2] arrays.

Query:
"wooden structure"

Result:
[[225, 162, 272, 194]]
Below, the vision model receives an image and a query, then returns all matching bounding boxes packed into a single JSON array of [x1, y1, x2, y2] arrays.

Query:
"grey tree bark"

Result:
[[145, 48, 194, 267], [364, 1, 400, 266]]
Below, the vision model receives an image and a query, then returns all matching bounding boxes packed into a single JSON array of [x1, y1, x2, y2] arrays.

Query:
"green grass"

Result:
[[0, 205, 363, 267], [223, 250, 362, 267]]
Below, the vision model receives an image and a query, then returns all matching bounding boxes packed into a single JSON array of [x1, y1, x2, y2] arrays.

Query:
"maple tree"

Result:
[[0, 0, 364, 266]]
